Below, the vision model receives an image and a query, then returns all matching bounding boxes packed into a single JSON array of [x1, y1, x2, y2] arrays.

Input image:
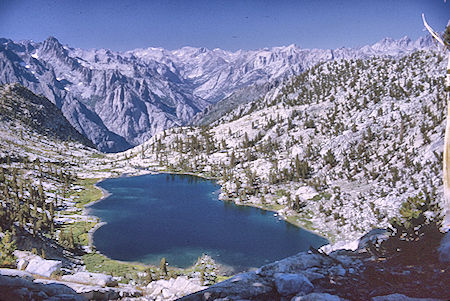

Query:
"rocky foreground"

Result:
[[0, 229, 448, 301], [0, 256, 204, 300], [181, 230, 450, 301]]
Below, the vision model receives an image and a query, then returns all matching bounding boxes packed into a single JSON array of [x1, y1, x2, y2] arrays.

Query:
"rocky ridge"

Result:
[[0, 83, 94, 148]]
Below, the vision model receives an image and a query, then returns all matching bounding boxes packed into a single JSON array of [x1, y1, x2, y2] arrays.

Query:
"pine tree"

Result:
[[323, 149, 337, 167], [443, 25, 450, 48], [422, 15, 450, 212], [160, 257, 168, 277], [145, 267, 153, 284], [243, 132, 249, 148], [0, 168, 4, 183], [58, 230, 64, 244], [229, 151, 236, 167], [0, 231, 16, 268], [286, 194, 292, 209], [68, 229, 75, 249]]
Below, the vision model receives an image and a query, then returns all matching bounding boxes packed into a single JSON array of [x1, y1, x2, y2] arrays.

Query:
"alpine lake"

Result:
[[89, 173, 328, 272]]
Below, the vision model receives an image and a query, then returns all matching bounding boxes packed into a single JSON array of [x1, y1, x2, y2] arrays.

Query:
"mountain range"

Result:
[[0, 35, 435, 152]]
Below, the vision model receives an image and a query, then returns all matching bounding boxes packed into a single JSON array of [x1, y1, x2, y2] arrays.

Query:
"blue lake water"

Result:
[[90, 173, 328, 272]]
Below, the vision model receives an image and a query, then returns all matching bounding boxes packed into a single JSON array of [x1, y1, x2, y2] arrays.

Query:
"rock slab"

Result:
[[371, 293, 446, 301], [25, 257, 62, 277], [14, 251, 62, 278], [274, 273, 314, 296], [147, 276, 207, 300], [292, 292, 346, 301], [61, 271, 118, 287]]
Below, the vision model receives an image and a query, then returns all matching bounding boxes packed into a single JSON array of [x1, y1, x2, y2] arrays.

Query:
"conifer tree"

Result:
[[145, 267, 153, 284], [0, 168, 4, 183], [324, 149, 337, 167], [68, 229, 75, 249], [229, 151, 236, 167], [160, 257, 168, 277], [0, 231, 16, 268]]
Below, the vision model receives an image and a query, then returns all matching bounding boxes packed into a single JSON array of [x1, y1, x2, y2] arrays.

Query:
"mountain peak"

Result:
[[41, 36, 64, 53], [43, 36, 62, 47], [46, 36, 59, 42], [370, 36, 416, 52]]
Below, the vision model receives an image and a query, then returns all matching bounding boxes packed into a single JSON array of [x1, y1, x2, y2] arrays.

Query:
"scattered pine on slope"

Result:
[[0, 83, 100, 266], [114, 50, 447, 243]]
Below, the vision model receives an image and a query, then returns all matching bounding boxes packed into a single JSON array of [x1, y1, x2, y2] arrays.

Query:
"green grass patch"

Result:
[[62, 221, 96, 246], [286, 215, 334, 242], [90, 153, 106, 159], [295, 217, 314, 230], [285, 215, 316, 232], [82, 253, 148, 281], [275, 189, 288, 197], [309, 192, 332, 202], [71, 178, 103, 208], [216, 275, 232, 283], [58, 209, 83, 215], [264, 203, 284, 211], [92, 168, 112, 173], [285, 215, 301, 226], [82, 253, 184, 284]]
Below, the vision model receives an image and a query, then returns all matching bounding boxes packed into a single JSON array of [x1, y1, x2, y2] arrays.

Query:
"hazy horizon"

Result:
[[0, 0, 448, 52]]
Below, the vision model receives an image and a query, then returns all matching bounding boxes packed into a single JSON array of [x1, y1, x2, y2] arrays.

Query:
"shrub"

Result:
[[379, 194, 444, 264]]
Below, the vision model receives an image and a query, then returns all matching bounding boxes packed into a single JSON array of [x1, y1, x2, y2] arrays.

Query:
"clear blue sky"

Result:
[[0, 0, 448, 51]]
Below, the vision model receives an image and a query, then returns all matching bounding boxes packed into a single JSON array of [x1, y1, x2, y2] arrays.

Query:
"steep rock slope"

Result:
[[0, 39, 131, 152], [0, 36, 434, 151], [0, 83, 94, 148], [191, 81, 278, 126], [182, 238, 449, 300]]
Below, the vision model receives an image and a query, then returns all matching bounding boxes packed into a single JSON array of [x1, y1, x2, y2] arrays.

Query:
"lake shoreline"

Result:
[[159, 170, 330, 241], [83, 169, 328, 268], [86, 172, 328, 271], [84, 180, 109, 251], [87, 165, 329, 238]]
